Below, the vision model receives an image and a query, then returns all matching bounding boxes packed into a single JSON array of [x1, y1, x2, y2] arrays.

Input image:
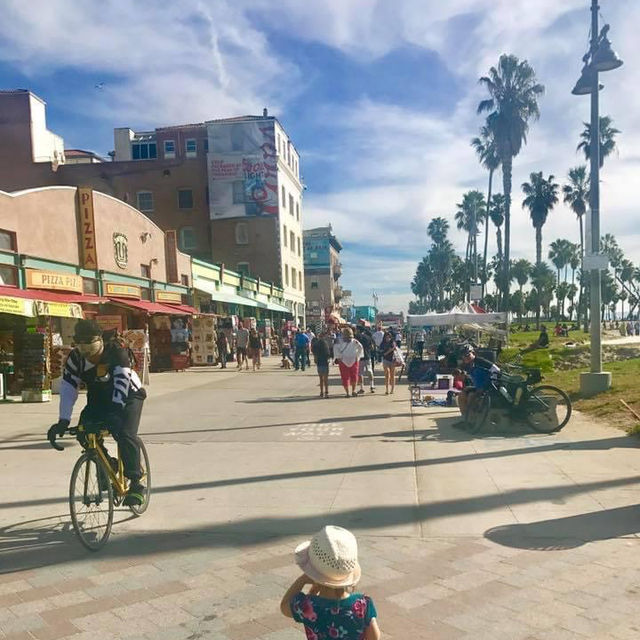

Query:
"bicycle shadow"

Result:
[[0, 512, 139, 572]]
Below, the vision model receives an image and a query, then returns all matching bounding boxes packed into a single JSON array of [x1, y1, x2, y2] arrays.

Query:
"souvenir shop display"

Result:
[[191, 316, 218, 366]]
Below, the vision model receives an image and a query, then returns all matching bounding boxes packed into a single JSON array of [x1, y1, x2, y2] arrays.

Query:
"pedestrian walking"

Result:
[[236, 322, 250, 370], [281, 334, 293, 369], [294, 329, 310, 371], [312, 331, 331, 398], [356, 326, 375, 394], [280, 525, 381, 640], [414, 327, 426, 357], [248, 328, 262, 371], [372, 324, 384, 363], [394, 328, 402, 348], [334, 327, 364, 397], [216, 331, 229, 368], [380, 331, 399, 394], [305, 328, 314, 367]]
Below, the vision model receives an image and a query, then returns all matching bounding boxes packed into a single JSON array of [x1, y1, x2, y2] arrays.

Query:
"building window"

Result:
[[290, 231, 295, 251], [291, 267, 296, 288], [82, 278, 98, 295], [298, 272, 302, 290], [289, 194, 294, 216], [136, 191, 153, 212], [132, 141, 157, 160], [164, 140, 175, 159], [281, 186, 286, 206], [181, 274, 189, 286], [203, 138, 209, 152], [277, 133, 281, 155], [311, 281, 318, 289], [185, 139, 197, 157], [0, 265, 17, 286], [284, 264, 289, 286], [283, 225, 287, 247], [0, 228, 17, 251], [237, 262, 250, 276], [141, 287, 151, 301], [141, 264, 151, 279], [296, 202, 300, 221], [232, 181, 245, 204], [178, 188, 193, 209], [179, 226, 197, 250], [297, 237, 301, 256], [235, 222, 249, 245]]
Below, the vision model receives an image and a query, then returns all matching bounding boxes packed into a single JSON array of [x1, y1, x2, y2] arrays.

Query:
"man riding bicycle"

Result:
[[454, 345, 500, 429], [47, 319, 147, 506]]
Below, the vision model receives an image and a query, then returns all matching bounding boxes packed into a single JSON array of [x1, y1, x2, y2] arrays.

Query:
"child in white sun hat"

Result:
[[280, 525, 381, 639]]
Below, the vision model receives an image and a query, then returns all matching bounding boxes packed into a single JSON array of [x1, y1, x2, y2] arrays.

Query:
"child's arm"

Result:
[[364, 618, 381, 640], [280, 574, 311, 618]]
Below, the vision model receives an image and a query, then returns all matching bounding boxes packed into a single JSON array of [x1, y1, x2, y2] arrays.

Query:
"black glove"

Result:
[[47, 419, 69, 450]]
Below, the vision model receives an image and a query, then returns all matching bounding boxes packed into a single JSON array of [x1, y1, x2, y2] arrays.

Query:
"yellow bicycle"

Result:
[[49, 424, 151, 551]]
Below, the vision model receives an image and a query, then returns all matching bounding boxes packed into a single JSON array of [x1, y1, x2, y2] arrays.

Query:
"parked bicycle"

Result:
[[466, 367, 572, 435], [48, 423, 151, 551]]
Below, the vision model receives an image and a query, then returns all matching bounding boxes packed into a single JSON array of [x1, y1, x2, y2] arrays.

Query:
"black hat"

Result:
[[73, 319, 102, 343]]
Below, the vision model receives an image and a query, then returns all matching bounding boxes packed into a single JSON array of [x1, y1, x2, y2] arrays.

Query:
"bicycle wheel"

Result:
[[525, 385, 572, 433], [69, 452, 113, 551], [129, 439, 151, 516], [468, 392, 491, 434]]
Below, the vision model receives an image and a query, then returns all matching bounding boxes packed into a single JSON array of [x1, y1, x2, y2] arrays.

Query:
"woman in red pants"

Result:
[[334, 327, 364, 398]]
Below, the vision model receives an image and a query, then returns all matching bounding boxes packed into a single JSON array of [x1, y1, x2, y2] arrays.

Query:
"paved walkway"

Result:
[[1, 360, 639, 639]]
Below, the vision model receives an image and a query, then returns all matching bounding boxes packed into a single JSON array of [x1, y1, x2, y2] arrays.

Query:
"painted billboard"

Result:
[[207, 121, 279, 219]]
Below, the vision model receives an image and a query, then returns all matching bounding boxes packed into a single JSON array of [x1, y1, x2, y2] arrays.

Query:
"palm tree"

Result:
[[530, 262, 556, 328], [454, 190, 485, 291], [568, 243, 580, 285], [478, 54, 545, 306], [563, 165, 590, 328], [471, 125, 501, 297], [511, 258, 531, 298], [577, 115, 620, 168], [548, 238, 572, 285], [427, 217, 449, 245], [522, 172, 559, 265]]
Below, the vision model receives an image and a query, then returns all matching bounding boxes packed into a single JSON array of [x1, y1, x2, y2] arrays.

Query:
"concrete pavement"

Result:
[[0, 359, 639, 639]]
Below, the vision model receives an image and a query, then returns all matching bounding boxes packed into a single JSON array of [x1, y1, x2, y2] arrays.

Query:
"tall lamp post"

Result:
[[572, 0, 623, 396]]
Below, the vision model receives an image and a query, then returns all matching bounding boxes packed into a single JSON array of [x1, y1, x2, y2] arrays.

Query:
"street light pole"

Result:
[[588, 0, 603, 376]]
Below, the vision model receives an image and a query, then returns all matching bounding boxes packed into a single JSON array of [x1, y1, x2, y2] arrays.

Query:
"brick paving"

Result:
[[1, 363, 639, 639]]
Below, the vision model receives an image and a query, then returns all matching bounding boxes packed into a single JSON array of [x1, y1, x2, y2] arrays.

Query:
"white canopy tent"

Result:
[[407, 304, 507, 328]]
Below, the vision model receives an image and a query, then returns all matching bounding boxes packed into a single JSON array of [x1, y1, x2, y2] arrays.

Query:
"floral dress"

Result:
[[290, 592, 377, 639]]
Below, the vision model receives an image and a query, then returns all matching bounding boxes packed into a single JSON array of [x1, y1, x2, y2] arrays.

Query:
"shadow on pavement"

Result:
[[2, 476, 640, 574], [484, 504, 640, 550]]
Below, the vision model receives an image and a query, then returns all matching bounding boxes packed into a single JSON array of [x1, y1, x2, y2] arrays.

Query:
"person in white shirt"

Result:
[[334, 327, 364, 397], [372, 325, 384, 363], [414, 328, 426, 358]]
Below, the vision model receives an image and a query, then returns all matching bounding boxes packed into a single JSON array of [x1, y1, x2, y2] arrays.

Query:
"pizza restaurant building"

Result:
[[0, 186, 195, 399]]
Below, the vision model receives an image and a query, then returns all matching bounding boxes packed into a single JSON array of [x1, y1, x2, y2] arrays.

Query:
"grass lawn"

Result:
[[501, 324, 640, 435]]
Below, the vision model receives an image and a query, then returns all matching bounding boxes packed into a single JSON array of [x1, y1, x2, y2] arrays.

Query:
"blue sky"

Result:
[[1, 0, 639, 312]]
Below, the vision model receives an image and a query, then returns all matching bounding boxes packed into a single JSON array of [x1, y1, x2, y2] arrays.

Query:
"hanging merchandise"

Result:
[[19, 331, 51, 402], [169, 316, 191, 370], [122, 329, 149, 383], [192, 316, 218, 365]]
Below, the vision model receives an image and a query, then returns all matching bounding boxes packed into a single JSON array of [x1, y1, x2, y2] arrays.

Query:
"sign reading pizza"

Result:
[[26, 269, 83, 293], [77, 187, 98, 268]]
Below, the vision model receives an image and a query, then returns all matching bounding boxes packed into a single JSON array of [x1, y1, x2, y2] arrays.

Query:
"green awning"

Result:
[[196, 287, 258, 308]]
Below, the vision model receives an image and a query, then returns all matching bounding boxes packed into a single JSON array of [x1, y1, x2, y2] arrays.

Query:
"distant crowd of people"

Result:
[[279, 324, 405, 397]]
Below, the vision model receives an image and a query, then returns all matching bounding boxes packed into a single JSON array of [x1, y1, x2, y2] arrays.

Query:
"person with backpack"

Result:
[[47, 319, 148, 507]]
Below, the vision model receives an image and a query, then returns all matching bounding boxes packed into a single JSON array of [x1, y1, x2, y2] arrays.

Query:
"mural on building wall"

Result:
[[207, 122, 278, 219], [113, 232, 128, 269]]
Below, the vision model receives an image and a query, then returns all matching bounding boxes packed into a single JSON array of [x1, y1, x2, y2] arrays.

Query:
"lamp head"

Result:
[[571, 64, 604, 96], [592, 31, 624, 72]]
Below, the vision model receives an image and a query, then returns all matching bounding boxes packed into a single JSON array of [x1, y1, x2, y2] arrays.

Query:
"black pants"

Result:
[[219, 350, 227, 368], [416, 341, 424, 357], [81, 392, 145, 482]]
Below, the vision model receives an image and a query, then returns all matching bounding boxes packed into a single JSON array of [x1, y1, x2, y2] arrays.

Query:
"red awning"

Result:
[[0, 286, 106, 304], [108, 297, 187, 315], [167, 303, 198, 315]]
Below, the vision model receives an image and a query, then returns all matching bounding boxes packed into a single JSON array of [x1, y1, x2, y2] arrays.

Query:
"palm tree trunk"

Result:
[[502, 157, 512, 308], [482, 169, 493, 299], [579, 215, 586, 331], [535, 226, 542, 266]]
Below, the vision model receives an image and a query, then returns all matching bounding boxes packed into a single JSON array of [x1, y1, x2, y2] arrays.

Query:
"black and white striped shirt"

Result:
[[60, 345, 143, 422]]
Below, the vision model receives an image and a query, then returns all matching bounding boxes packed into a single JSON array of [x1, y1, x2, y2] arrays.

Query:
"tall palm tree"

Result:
[[577, 115, 620, 168], [471, 125, 500, 297], [548, 238, 572, 285], [454, 190, 486, 290], [562, 165, 589, 328], [530, 262, 556, 328], [568, 243, 580, 285], [522, 172, 559, 266], [478, 54, 544, 305]]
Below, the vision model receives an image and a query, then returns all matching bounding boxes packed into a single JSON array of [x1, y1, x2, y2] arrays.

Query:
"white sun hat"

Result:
[[294, 525, 362, 587]]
